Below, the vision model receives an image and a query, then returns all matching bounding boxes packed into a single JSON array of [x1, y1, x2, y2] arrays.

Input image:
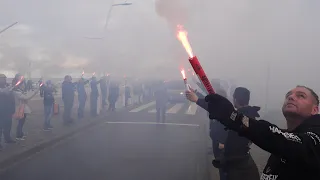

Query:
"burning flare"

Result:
[[176, 25, 193, 58], [180, 69, 186, 80], [15, 76, 24, 87]]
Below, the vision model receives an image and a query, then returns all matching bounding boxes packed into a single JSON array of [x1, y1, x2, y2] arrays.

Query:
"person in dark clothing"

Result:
[[202, 85, 320, 180], [125, 86, 131, 107], [39, 78, 44, 97], [42, 80, 55, 130], [100, 76, 108, 109], [211, 87, 260, 180], [194, 86, 228, 180], [77, 78, 89, 119], [0, 74, 16, 149], [108, 82, 119, 111], [62, 75, 75, 125], [90, 77, 101, 117], [154, 82, 168, 123]]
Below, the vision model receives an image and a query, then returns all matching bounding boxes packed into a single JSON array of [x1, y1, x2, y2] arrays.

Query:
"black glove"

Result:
[[205, 94, 245, 131]]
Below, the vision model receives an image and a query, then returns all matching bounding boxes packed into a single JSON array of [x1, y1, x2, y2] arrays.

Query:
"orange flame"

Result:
[[180, 69, 186, 80], [176, 25, 193, 58]]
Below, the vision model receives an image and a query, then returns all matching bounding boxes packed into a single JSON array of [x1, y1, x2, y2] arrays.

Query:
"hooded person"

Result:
[[212, 87, 260, 180]]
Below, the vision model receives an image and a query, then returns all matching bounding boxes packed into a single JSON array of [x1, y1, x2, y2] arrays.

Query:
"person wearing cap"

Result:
[[42, 80, 55, 130], [0, 74, 16, 149], [12, 74, 41, 140]]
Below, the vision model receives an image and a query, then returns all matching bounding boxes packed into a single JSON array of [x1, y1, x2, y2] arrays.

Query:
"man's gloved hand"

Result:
[[205, 93, 244, 131]]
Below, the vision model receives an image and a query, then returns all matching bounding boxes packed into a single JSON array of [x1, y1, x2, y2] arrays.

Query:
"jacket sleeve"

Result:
[[238, 118, 320, 167], [196, 98, 208, 111], [14, 88, 39, 101]]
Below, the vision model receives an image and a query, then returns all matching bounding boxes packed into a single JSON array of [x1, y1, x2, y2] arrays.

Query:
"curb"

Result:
[[0, 114, 107, 172]]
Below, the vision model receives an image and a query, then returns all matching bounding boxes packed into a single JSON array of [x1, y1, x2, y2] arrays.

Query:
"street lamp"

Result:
[[83, 1, 132, 40], [0, 22, 18, 35]]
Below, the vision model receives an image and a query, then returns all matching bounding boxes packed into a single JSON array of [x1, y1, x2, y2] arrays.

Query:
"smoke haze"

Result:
[[1, 0, 320, 109]]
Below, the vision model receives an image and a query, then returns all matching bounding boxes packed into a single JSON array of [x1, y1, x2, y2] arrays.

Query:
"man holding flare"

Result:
[[177, 25, 320, 179]]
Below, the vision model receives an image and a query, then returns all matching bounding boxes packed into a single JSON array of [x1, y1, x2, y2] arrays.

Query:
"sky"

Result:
[[1, 0, 320, 109]]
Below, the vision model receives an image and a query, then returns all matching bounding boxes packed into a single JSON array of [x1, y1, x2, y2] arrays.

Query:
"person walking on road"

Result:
[[154, 82, 168, 123]]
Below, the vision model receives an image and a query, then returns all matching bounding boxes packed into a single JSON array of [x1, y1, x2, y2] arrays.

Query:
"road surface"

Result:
[[0, 101, 209, 180]]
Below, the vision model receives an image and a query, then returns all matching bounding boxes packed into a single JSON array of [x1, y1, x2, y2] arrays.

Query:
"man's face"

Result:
[[282, 87, 319, 118]]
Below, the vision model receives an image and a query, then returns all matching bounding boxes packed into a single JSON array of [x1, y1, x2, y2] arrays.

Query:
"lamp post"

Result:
[[83, 1, 132, 76], [0, 22, 18, 35], [83, 1, 132, 40]]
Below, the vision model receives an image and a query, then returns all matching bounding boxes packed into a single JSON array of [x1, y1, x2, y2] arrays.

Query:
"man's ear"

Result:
[[312, 105, 319, 115]]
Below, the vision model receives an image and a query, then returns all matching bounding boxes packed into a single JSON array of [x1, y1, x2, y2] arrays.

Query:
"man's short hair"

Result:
[[233, 87, 250, 106], [296, 85, 319, 106]]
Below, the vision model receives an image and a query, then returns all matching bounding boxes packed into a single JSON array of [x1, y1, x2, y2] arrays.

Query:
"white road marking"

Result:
[[129, 101, 156, 112], [105, 121, 200, 127], [166, 103, 184, 114], [148, 109, 157, 113], [186, 103, 198, 115]]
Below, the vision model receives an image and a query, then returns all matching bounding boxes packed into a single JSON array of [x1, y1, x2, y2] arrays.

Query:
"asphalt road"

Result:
[[0, 101, 209, 180]]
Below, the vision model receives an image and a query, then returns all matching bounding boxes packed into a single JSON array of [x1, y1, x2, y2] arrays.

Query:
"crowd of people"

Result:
[[2, 71, 320, 179], [0, 73, 146, 150]]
